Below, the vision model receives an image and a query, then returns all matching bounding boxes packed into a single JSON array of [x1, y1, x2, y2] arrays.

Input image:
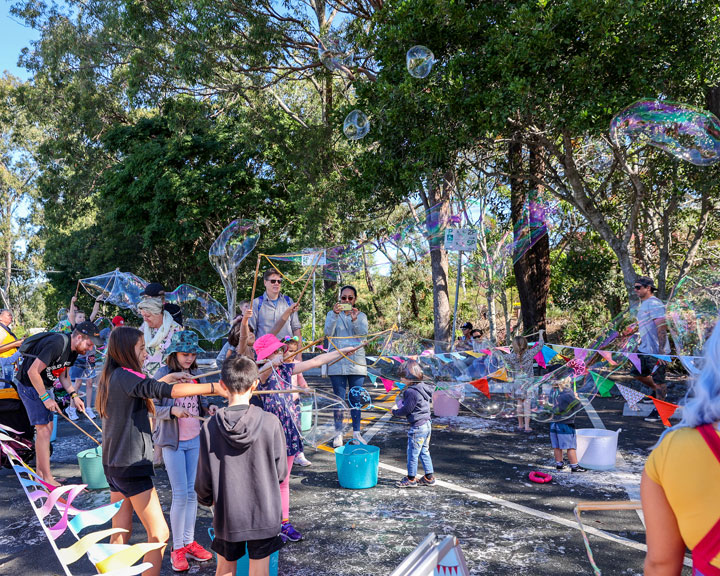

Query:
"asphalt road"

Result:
[[0, 376, 690, 576]]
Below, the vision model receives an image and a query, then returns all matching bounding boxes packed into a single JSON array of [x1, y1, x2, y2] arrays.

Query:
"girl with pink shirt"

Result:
[[154, 331, 217, 572]]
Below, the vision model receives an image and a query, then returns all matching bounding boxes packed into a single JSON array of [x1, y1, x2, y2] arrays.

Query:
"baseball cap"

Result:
[[461, 322, 473, 330], [142, 282, 166, 297], [635, 276, 656, 291], [74, 321, 104, 346], [111, 315, 125, 326]]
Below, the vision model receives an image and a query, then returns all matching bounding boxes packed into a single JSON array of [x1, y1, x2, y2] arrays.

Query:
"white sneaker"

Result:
[[84, 407, 96, 419], [352, 431, 367, 445], [332, 434, 344, 448], [295, 453, 312, 467], [66, 406, 79, 421]]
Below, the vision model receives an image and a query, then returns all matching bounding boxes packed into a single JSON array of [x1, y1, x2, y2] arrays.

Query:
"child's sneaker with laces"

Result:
[[184, 541, 212, 561], [396, 476, 418, 488], [556, 462, 566, 470], [417, 475, 436, 486], [571, 465, 588, 473], [294, 452, 312, 467], [170, 547, 189, 572], [281, 521, 303, 542]]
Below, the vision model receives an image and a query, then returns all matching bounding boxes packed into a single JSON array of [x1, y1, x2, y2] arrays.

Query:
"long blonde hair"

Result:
[[96, 327, 155, 418]]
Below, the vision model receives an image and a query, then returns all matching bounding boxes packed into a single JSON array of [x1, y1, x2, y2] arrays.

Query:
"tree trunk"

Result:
[[421, 173, 452, 352], [706, 85, 720, 118], [509, 137, 550, 334]]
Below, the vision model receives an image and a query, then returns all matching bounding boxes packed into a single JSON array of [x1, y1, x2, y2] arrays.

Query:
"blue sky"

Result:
[[1, 2, 38, 80]]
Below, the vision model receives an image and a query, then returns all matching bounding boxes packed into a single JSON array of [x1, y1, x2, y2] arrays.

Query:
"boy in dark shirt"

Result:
[[196, 354, 287, 575], [549, 378, 587, 472]]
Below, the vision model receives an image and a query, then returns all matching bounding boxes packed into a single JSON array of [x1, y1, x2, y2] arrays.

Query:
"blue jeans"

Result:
[[330, 374, 365, 432], [162, 436, 200, 550], [407, 421, 434, 478]]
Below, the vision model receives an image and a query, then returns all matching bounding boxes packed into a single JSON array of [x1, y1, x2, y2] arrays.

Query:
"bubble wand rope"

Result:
[[326, 327, 397, 368], [56, 409, 101, 446], [249, 255, 262, 311], [295, 253, 321, 304], [260, 254, 314, 285]]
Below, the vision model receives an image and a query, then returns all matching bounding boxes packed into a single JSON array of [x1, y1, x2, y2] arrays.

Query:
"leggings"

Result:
[[280, 455, 295, 521]]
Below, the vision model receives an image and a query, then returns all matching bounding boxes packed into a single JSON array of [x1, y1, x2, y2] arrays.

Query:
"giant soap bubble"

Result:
[[165, 284, 231, 342], [343, 110, 370, 140], [209, 219, 260, 320], [318, 35, 353, 73], [406, 45, 435, 79], [80, 269, 148, 309], [610, 99, 720, 166], [667, 270, 720, 374]]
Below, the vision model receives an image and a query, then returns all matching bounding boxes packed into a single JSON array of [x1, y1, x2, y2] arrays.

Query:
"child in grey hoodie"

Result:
[[392, 360, 436, 488], [195, 354, 288, 575]]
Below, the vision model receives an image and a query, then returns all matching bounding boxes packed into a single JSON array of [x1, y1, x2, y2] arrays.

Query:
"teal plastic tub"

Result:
[[77, 446, 109, 489], [334, 444, 379, 489]]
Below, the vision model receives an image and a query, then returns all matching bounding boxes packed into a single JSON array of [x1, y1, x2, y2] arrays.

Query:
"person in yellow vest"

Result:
[[0, 309, 21, 386]]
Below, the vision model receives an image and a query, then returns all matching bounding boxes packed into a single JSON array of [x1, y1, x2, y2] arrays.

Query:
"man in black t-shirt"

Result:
[[16, 321, 103, 485]]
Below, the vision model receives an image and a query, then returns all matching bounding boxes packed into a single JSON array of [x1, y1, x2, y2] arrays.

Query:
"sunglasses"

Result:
[[267, 279, 282, 285], [633, 285, 645, 290], [340, 295, 355, 301]]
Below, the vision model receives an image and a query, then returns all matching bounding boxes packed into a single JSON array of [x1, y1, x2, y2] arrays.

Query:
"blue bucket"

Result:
[[208, 527, 279, 575], [334, 443, 379, 490], [50, 413, 58, 442]]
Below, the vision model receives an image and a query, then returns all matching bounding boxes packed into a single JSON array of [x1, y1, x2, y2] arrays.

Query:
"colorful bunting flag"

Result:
[[615, 383, 645, 407], [396, 381, 405, 390], [534, 350, 547, 369], [574, 348, 588, 364], [451, 352, 465, 360], [597, 350, 617, 365], [541, 345, 559, 365], [380, 377, 394, 392], [367, 373, 378, 388], [487, 367, 509, 382], [625, 353, 642, 372], [589, 372, 615, 398], [651, 398, 679, 427], [470, 378, 490, 398]]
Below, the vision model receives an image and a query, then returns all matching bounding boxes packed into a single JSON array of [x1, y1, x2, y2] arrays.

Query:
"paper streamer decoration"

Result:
[[534, 349, 546, 369], [47, 485, 87, 540], [57, 528, 127, 565], [69, 501, 124, 534], [615, 383, 645, 407], [368, 373, 378, 387], [95, 542, 166, 573], [470, 378, 490, 399], [487, 367, 509, 382], [651, 398, 679, 427], [589, 372, 615, 398]]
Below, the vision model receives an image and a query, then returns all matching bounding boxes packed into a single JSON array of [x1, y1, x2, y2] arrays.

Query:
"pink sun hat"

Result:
[[253, 334, 287, 361]]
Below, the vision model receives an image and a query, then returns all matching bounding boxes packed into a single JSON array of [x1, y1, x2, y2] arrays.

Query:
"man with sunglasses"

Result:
[[250, 270, 302, 351], [632, 276, 669, 422]]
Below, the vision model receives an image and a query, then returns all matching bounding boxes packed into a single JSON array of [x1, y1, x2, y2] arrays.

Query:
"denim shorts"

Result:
[[16, 383, 54, 426], [550, 422, 577, 450], [211, 534, 284, 561]]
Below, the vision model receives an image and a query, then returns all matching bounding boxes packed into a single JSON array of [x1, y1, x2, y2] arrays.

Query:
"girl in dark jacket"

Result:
[[95, 327, 218, 576], [392, 360, 436, 488]]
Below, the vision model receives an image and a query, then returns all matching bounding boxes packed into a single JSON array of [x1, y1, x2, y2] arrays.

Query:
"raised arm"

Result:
[[269, 302, 299, 337], [291, 345, 363, 374]]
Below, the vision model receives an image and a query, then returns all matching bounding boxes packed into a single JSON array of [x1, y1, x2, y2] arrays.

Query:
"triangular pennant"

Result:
[[367, 373, 378, 388], [391, 356, 405, 363], [380, 377, 394, 392], [574, 348, 588, 363], [487, 367, 509, 382], [533, 350, 546, 369], [590, 371, 614, 397], [451, 352, 465, 360], [597, 350, 617, 365], [465, 351, 482, 358], [650, 354, 672, 362], [652, 398, 679, 427], [470, 378, 490, 398], [496, 346, 511, 353], [541, 345, 559, 365], [396, 381, 405, 390], [625, 353, 642, 372], [615, 383, 645, 407]]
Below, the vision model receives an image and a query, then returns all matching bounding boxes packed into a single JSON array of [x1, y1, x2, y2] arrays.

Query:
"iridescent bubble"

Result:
[[343, 110, 370, 140], [80, 269, 149, 309], [610, 99, 720, 166], [57, 308, 68, 322], [209, 219, 260, 319], [318, 35, 353, 73], [165, 284, 230, 342], [667, 270, 720, 374], [406, 45, 435, 79]]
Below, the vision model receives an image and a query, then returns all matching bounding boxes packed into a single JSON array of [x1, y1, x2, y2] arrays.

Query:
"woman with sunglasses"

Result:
[[324, 285, 369, 447]]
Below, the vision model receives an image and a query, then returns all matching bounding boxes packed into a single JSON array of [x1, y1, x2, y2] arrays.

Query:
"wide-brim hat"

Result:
[[253, 334, 286, 361], [164, 330, 205, 357]]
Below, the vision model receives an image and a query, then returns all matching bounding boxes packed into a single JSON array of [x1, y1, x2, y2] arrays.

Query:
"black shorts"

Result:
[[105, 474, 154, 497], [211, 534, 284, 562], [630, 355, 666, 384]]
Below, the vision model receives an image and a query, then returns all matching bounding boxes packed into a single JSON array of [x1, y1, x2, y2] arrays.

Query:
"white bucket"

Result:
[[576, 428, 621, 471]]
